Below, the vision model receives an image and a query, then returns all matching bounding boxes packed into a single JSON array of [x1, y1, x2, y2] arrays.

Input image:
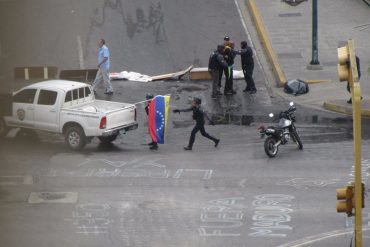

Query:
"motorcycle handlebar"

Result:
[[286, 106, 296, 114], [278, 106, 296, 118]]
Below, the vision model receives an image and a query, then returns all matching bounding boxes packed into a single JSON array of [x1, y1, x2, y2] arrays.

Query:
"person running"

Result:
[[173, 97, 219, 150]]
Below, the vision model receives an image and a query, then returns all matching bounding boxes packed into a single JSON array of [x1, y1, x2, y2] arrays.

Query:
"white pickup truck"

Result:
[[0, 80, 138, 150]]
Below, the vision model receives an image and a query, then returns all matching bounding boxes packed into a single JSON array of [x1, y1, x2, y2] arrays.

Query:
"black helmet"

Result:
[[241, 40, 248, 49], [193, 97, 202, 105], [146, 93, 154, 100], [217, 45, 224, 53]]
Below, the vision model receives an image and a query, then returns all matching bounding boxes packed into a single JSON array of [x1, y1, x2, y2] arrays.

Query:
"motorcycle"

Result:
[[258, 102, 303, 158]]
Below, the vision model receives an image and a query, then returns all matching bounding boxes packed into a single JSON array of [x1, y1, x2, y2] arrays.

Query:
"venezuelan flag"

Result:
[[148, 95, 170, 144]]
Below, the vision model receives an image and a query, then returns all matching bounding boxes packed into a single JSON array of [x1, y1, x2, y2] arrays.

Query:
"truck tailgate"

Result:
[[105, 105, 136, 129]]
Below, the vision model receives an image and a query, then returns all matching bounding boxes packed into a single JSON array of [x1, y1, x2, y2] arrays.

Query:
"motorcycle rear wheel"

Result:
[[264, 137, 279, 158]]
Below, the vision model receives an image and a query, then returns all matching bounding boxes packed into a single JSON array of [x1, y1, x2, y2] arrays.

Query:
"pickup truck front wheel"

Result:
[[98, 135, 118, 144], [65, 126, 86, 151], [0, 118, 9, 138]]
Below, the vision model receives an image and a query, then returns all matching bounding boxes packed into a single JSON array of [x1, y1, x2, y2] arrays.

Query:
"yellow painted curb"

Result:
[[306, 79, 332, 84], [323, 102, 353, 115], [247, 0, 286, 87], [323, 101, 370, 117]]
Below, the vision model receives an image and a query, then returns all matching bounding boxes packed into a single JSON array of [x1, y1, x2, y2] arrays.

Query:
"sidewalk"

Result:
[[247, 0, 370, 117]]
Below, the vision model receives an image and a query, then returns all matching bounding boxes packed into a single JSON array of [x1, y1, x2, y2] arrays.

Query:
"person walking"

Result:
[[92, 38, 114, 95], [145, 93, 158, 150], [173, 97, 220, 150], [208, 45, 228, 99], [237, 41, 257, 94]]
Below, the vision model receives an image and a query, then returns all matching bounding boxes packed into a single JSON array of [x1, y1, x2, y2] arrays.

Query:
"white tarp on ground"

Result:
[[110, 71, 152, 82], [110, 68, 243, 82]]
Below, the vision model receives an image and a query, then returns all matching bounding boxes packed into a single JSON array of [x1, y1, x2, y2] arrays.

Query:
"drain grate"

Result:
[[279, 13, 302, 17], [28, 192, 78, 204], [39, 192, 66, 200]]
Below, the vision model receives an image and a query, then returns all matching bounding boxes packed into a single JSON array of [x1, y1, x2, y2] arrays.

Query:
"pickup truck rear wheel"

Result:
[[65, 126, 86, 151], [98, 135, 118, 144], [0, 118, 9, 138]]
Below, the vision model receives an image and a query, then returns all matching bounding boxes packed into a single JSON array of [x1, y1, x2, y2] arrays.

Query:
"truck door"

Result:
[[34, 89, 59, 132], [8, 88, 37, 128]]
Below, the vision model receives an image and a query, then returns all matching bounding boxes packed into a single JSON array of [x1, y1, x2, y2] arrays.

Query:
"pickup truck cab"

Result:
[[0, 80, 138, 150]]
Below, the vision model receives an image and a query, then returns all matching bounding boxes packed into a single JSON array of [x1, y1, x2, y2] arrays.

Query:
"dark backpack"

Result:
[[208, 51, 219, 70]]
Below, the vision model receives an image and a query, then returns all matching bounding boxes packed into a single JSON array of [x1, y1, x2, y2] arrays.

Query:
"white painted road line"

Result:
[[277, 228, 370, 247]]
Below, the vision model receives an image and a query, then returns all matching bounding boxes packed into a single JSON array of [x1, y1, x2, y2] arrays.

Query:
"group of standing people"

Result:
[[208, 36, 257, 99], [91, 36, 257, 100]]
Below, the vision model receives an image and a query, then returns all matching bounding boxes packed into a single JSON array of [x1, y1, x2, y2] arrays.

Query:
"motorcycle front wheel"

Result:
[[264, 137, 279, 158], [292, 129, 303, 150]]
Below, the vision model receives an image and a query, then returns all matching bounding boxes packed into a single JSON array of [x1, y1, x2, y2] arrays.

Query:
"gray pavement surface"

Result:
[[0, 0, 247, 88], [1, 0, 370, 246], [1, 109, 370, 246], [251, 0, 370, 114]]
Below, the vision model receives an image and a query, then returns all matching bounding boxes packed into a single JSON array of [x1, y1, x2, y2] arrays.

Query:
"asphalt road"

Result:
[[1, 0, 370, 246], [0, 77, 369, 247], [0, 0, 248, 91], [0, 115, 369, 247]]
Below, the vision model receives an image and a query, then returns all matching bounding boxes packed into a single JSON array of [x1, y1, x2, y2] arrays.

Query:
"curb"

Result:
[[246, 0, 334, 88], [323, 100, 370, 118], [247, 0, 286, 87], [306, 79, 332, 84], [363, 0, 370, 7]]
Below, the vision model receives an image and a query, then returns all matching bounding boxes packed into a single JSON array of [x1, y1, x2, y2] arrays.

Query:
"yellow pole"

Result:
[[348, 39, 362, 247], [353, 82, 362, 247]]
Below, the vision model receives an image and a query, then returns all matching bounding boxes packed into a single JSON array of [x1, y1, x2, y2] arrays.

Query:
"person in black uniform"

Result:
[[346, 55, 362, 104], [208, 45, 228, 99], [145, 93, 158, 150], [237, 41, 257, 94], [173, 97, 220, 150]]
